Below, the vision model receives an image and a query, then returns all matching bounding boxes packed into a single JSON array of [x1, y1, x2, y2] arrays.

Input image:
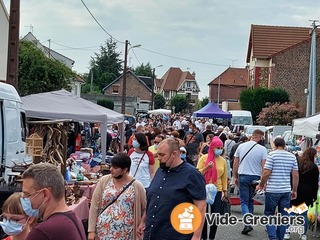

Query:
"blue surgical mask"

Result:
[[0, 219, 25, 236], [154, 143, 158, 150], [214, 149, 223, 156], [180, 154, 186, 159], [132, 140, 140, 149], [20, 192, 43, 218]]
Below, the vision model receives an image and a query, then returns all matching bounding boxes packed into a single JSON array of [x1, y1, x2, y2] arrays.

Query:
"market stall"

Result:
[[21, 89, 124, 163]]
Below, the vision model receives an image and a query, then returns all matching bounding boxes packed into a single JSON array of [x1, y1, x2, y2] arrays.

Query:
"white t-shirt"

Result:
[[129, 150, 154, 188], [235, 141, 268, 176]]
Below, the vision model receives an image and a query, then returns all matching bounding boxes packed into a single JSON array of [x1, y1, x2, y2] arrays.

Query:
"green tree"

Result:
[[18, 41, 74, 96], [171, 95, 188, 113], [240, 87, 289, 122], [97, 98, 114, 110], [154, 93, 166, 109], [196, 97, 209, 109], [83, 38, 122, 93], [257, 103, 303, 125], [134, 62, 153, 77]]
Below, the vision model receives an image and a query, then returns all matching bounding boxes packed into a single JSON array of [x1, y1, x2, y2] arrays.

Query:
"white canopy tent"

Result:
[[148, 108, 171, 114], [21, 89, 124, 162], [292, 113, 320, 138]]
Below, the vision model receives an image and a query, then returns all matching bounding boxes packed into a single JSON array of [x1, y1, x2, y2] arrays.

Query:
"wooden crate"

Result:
[[26, 133, 43, 156]]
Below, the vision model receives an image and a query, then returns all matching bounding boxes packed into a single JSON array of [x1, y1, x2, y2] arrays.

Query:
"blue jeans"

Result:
[[202, 191, 222, 240], [238, 174, 260, 222], [265, 192, 291, 240], [287, 210, 308, 235]]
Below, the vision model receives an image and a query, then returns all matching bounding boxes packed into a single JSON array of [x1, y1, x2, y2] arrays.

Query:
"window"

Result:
[[187, 82, 191, 88], [112, 84, 120, 94], [164, 91, 169, 98]]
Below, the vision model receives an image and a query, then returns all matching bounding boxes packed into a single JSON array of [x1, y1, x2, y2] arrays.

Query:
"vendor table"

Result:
[[68, 196, 89, 221], [81, 184, 97, 201]]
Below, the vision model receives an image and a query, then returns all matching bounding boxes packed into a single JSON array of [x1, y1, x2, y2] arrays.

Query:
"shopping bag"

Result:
[[206, 184, 217, 205], [220, 197, 231, 215], [253, 190, 265, 205]]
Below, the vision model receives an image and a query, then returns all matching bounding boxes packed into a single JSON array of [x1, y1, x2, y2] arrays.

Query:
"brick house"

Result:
[[246, 24, 320, 111], [208, 67, 248, 107], [156, 67, 200, 112], [103, 70, 153, 113]]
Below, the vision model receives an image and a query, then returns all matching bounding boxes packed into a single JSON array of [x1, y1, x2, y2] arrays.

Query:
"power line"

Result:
[[80, 0, 124, 44], [139, 47, 229, 67], [50, 41, 100, 50], [130, 47, 142, 66]]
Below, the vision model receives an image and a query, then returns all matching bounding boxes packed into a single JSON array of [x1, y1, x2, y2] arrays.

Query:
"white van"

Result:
[[0, 82, 30, 181], [229, 110, 253, 126]]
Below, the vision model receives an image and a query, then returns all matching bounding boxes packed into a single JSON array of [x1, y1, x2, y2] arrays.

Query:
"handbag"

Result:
[[99, 179, 135, 216], [220, 197, 231, 215], [253, 190, 265, 205]]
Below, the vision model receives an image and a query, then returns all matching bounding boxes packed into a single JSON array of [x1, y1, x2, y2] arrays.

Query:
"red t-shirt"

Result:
[[25, 211, 86, 240]]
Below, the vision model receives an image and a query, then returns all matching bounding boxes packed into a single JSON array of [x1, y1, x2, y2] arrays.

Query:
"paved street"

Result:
[[215, 204, 319, 240]]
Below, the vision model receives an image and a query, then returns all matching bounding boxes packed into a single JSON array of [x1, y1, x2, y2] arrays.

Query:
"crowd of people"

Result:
[[1, 113, 319, 240]]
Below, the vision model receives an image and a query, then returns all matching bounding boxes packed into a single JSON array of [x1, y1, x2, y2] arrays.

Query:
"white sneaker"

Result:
[[300, 234, 307, 240], [284, 232, 291, 240]]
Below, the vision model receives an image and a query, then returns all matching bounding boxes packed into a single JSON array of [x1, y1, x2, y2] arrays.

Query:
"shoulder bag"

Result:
[[99, 179, 136, 216], [239, 143, 258, 166], [133, 151, 146, 177]]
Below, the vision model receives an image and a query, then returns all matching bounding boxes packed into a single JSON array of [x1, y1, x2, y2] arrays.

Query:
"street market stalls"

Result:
[[21, 89, 124, 164]]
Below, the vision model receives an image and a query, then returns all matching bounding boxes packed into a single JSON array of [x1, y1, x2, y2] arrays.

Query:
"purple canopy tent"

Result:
[[193, 102, 232, 118]]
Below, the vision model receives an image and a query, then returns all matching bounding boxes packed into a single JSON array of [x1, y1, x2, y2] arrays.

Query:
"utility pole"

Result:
[[48, 39, 51, 58], [306, 20, 318, 116], [6, 0, 20, 88], [90, 69, 93, 93], [152, 68, 155, 110], [121, 40, 129, 114], [217, 77, 221, 107], [151, 65, 163, 110]]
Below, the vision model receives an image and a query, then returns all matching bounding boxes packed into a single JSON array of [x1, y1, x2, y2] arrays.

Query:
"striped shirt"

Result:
[[264, 150, 298, 193]]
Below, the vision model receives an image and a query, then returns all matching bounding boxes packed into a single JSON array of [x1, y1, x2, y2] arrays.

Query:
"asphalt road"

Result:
[[214, 204, 319, 240]]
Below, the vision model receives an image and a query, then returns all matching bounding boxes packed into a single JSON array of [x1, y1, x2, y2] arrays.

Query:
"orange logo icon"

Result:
[[170, 202, 202, 234]]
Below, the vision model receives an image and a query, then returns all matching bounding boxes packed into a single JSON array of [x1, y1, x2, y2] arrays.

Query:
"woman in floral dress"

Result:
[[88, 153, 146, 240]]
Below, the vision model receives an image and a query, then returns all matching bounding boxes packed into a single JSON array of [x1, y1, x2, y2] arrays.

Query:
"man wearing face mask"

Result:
[[232, 129, 268, 235], [196, 136, 228, 240], [21, 163, 86, 240], [180, 146, 194, 166], [137, 138, 206, 240]]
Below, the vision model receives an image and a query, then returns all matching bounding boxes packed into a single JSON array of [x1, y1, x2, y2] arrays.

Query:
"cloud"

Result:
[[3, 0, 320, 99]]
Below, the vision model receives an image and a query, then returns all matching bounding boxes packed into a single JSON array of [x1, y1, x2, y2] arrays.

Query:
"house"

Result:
[[246, 24, 320, 111], [208, 67, 248, 107], [156, 67, 201, 112], [21, 32, 84, 96], [21, 32, 75, 69], [0, 0, 9, 81], [102, 70, 153, 114]]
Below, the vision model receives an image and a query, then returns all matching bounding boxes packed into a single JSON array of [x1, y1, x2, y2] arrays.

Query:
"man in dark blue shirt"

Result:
[[137, 138, 206, 240]]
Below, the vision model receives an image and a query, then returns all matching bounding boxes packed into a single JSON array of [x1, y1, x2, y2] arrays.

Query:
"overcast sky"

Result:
[[3, 0, 320, 98]]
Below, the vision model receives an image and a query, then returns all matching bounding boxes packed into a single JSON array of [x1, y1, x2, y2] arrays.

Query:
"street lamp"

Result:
[[121, 41, 141, 114], [151, 65, 163, 110]]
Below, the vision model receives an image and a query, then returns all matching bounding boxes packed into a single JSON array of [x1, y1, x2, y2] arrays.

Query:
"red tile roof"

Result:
[[160, 67, 195, 91], [246, 25, 313, 63], [208, 67, 248, 86]]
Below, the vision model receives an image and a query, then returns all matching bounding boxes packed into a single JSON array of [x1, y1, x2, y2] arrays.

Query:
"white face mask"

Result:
[[0, 219, 26, 236], [132, 140, 140, 149]]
